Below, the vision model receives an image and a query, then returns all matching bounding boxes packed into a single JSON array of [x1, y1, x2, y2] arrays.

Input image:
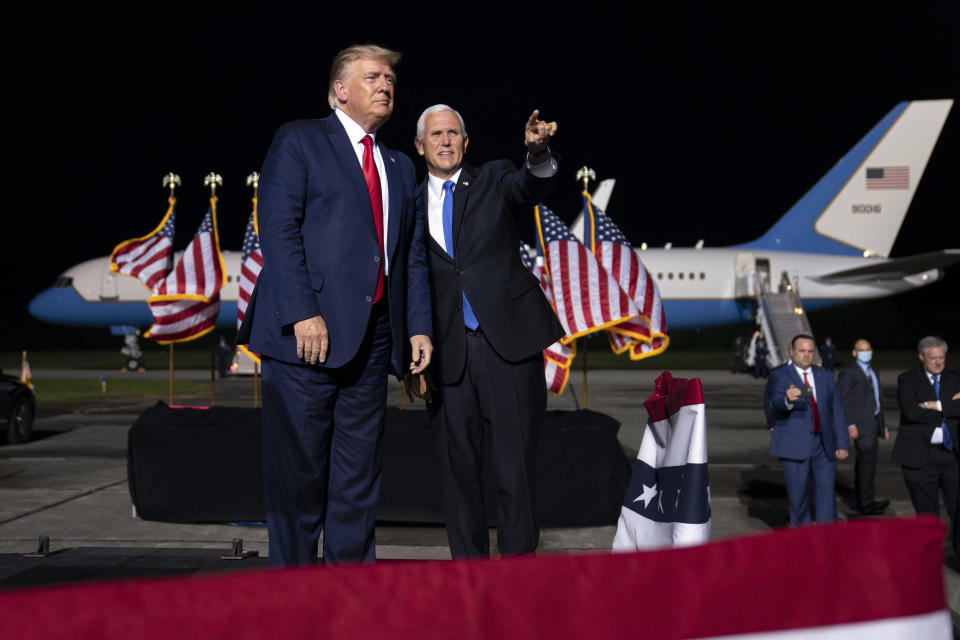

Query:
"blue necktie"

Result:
[[934, 375, 954, 451], [442, 181, 478, 330]]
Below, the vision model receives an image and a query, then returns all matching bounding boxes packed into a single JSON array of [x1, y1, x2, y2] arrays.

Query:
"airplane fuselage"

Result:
[[29, 247, 942, 331], [635, 246, 940, 328]]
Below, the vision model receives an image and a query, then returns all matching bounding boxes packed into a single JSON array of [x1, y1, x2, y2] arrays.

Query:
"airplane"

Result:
[[573, 99, 959, 328], [29, 99, 959, 337]]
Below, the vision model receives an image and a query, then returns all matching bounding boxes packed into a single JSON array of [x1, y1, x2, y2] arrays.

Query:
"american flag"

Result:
[[237, 201, 263, 362], [109, 198, 176, 290], [150, 201, 224, 302], [584, 193, 669, 359], [144, 295, 222, 345], [865, 165, 909, 190], [535, 204, 638, 343], [144, 198, 225, 344], [520, 243, 573, 395]]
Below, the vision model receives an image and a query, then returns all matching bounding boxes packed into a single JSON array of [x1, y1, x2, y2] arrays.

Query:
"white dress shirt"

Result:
[[334, 108, 391, 275], [425, 154, 558, 250], [927, 371, 946, 444]]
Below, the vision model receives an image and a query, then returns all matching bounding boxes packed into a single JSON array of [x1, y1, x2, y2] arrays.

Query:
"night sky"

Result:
[[6, 5, 958, 350]]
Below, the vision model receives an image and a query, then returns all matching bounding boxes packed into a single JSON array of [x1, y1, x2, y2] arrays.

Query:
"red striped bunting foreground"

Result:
[[0, 517, 948, 639]]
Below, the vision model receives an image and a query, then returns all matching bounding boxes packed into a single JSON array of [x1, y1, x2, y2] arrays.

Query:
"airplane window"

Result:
[[689, 273, 695, 279], [54, 276, 73, 288], [678, 273, 684, 279], [700, 273, 705, 279], [657, 273, 663, 279], [227, 275, 232, 282], [668, 273, 673, 279]]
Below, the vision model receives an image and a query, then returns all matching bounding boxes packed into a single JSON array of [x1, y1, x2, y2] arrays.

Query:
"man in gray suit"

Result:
[[837, 339, 889, 515]]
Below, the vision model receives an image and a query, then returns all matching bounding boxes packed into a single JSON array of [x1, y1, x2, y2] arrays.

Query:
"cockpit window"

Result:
[[54, 276, 73, 288]]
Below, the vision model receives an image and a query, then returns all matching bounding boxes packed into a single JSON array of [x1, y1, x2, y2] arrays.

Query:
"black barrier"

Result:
[[128, 403, 631, 526]]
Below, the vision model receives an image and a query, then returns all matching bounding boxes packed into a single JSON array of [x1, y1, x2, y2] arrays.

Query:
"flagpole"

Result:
[[210, 335, 216, 407], [575, 167, 596, 411], [582, 339, 589, 409], [245, 172, 261, 410], [168, 344, 174, 405]]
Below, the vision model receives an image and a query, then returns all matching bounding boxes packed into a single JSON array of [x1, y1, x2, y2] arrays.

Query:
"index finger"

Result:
[[526, 109, 541, 128]]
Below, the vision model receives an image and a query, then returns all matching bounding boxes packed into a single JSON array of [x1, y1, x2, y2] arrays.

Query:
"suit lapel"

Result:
[[382, 143, 402, 262], [451, 166, 475, 253], [325, 117, 377, 239]]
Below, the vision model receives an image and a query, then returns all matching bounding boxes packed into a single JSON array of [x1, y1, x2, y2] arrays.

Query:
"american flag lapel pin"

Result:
[[390, 156, 396, 163], [462, 181, 469, 186]]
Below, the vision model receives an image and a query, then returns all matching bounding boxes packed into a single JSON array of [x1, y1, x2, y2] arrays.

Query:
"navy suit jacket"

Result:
[[417, 160, 564, 385], [237, 115, 432, 376], [766, 364, 849, 461], [837, 361, 885, 447]]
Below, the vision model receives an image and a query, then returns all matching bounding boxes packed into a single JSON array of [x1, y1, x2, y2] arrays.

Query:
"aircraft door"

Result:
[[735, 253, 756, 298], [100, 264, 119, 300], [755, 258, 771, 293]]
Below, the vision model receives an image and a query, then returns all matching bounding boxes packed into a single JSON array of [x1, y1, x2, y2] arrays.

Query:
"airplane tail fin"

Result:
[[738, 100, 952, 257]]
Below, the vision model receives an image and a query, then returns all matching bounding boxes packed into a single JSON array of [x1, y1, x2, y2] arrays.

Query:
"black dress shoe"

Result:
[[857, 499, 890, 515]]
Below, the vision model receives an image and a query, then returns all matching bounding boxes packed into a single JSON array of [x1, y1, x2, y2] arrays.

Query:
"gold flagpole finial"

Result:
[[204, 173, 224, 198], [246, 171, 260, 193], [575, 166, 596, 193], [162, 173, 182, 198]]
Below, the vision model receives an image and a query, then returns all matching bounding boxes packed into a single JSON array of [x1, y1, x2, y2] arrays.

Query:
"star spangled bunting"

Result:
[[520, 243, 574, 395], [613, 372, 710, 551], [145, 197, 225, 344], [109, 198, 176, 290], [534, 204, 639, 344], [237, 200, 263, 363], [584, 192, 669, 360]]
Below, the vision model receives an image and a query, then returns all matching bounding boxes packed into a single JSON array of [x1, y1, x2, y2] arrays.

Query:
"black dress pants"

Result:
[[431, 330, 544, 558]]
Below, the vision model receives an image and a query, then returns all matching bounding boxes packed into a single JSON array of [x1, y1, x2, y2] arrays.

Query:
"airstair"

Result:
[[754, 271, 818, 368], [735, 253, 817, 369]]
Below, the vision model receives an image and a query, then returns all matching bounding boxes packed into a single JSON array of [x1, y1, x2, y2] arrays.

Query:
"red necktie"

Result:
[[803, 370, 821, 434], [361, 135, 384, 303]]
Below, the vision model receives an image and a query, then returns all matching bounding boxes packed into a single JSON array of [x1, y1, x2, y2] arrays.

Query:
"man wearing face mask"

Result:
[[837, 339, 889, 516]]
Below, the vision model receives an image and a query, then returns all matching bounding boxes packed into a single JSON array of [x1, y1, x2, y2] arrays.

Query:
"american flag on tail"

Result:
[[583, 193, 668, 360], [520, 243, 573, 394], [534, 204, 639, 344], [613, 371, 710, 550], [109, 198, 176, 290], [144, 199, 225, 344], [237, 202, 263, 362]]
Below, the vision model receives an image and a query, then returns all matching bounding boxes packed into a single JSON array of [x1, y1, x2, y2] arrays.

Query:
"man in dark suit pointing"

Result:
[[766, 334, 849, 525], [414, 105, 564, 557], [239, 45, 433, 566]]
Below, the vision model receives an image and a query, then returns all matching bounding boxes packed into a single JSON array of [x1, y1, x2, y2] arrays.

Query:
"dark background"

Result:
[[5, 5, 958, 353]]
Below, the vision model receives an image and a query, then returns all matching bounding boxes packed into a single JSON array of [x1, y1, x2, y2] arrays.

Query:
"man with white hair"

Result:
[[413, 104, 564, 557], [892, 336, 960, 548]]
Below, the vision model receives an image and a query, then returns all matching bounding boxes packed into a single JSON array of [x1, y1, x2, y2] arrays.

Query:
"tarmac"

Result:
[[1, 367, 959, 625]]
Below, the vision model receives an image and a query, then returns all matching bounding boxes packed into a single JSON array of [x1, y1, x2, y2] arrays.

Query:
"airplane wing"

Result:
[[809, 249, 960, 283]]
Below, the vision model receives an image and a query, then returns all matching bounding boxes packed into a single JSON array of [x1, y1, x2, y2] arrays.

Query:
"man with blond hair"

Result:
[[238, 44, 433, 566]]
